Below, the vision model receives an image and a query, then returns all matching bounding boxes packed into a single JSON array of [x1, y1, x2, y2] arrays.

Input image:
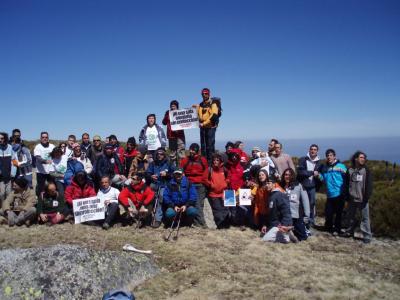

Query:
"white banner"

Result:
[[73, 196, 105, 224], [169, 108, 199, 131]]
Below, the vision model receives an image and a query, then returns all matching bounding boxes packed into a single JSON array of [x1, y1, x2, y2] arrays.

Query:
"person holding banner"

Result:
[[97, 176, 120, 230], [162, 100, 186, 166], [64, 171, 96, 220], [139, 114, 167, 159], [118, 172, 155, 226], [196, 88, 219, 163]]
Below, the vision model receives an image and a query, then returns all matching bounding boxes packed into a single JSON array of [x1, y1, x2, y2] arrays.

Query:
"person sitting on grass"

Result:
[[118, 172, 155, 227], [163, 168, 198, 226], [64, 143, 93, 186], [37, 182, 66, 225], [0, 178, 37, 227], [97, 176, 120, 230], [262, 181, 294, 243], [281, 168, 310, 241], [64, 171, 96, 221]]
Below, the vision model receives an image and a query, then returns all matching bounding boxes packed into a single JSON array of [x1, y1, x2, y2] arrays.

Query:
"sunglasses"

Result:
[[93, 139, 101, 142]]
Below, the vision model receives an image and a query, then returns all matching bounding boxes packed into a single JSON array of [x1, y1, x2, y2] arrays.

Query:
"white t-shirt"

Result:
[[50, 155, 68, 182], [34, 143, 55, 174], [146, 126, 161, 151], [65, 147, 73, 158], [97, 187, 120, 204]]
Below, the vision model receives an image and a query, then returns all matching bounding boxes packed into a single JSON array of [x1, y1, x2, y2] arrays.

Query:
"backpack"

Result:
[[102, 289, 135, 300], [210, 97, 222, 125]]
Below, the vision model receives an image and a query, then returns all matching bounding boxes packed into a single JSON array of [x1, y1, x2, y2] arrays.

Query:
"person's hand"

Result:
[[313, 171, 319, 177], [199, 123, 204, 128], [174, 206, 180, 212], [46, 160, 52, 164], [181, 205, 186, 212], [128, 207, 134, 213], [39, 213, 48, 222], [120, 175, 127, 181], [104, 200, 110, 206], [139, 206, 148, 214], [12, 160, 19, 167], [261, 226, 267, 234], [160, 171, 167, 177], [278, 225, 292, 233]]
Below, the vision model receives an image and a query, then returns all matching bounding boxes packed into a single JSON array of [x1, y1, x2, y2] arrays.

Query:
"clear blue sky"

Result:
[[1, 0, 399, 142]]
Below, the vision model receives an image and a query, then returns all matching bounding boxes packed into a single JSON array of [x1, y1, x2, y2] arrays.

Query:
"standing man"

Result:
[[80, 133, 92, 156], [34, 132, 55, 196], [344, 151, 373, 243], [162, 100, 186, 166], [197, 88, 219, 163], [268, 139, 279, 157], [271, 143, 295, 179], [180, 143, 208, 227], [319, 149, 347, 235], [297, 144, 321, 227], [139, 114, 167, 159], [0, 132, 17, 207]]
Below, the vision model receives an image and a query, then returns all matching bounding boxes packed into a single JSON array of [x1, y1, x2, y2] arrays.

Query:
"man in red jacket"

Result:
[[64, 171, 96, 221], [162, 100, 186, 167], [180, 143, 208, 227], [118, 172, 155, 226]]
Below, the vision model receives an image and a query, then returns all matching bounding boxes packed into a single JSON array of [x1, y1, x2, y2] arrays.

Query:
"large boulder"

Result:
[[0, 244, 158, 299]]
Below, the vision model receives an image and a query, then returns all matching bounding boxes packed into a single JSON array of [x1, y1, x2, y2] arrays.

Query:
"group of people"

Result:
[[0, 88, 373, 243]]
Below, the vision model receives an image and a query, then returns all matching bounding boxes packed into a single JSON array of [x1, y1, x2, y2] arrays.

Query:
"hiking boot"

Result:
[[102, 223, 110, 230], [151, 221, 161, 228], [363, 238, 371, 244]]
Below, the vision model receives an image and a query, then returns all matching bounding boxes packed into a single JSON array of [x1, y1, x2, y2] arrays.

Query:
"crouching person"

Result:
[[0, 178, 37, 227], [118, 173, 154, 227], [97, 176, 120, 230], [163, 169, 198, 226], [64, 171, 96, 221], [37, 182, 66, 225], [262, 181, 293, 243]]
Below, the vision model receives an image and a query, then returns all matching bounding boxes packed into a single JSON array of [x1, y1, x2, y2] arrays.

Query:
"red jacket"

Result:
[[113, 145, 125, 166], [162, 110, 185, 140], [118, 181, 155, 209], [227, 158, 244, 191], [180, 155, 208, 184], [206, 165, 228, 198], [64, 180, 96, 206]]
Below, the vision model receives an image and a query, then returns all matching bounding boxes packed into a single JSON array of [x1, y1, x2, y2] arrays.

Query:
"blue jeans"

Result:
[[165, 206, 198, 220], [200, 127, 216, 162]]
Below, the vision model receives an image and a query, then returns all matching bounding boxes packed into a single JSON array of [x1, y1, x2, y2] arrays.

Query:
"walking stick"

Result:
[[164, 212, 178, 241], [151, 186, 161, 227], [173, 211, 182, 241]]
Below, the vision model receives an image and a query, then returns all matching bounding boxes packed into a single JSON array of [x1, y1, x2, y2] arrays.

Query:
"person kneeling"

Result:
[[97, 176, 120, 230], [262, 181, 294, 243], [118, 173, 154, 227], [0, 178, 37, 227], [37, 182, 66, 225], [163, 169, 198, 226]]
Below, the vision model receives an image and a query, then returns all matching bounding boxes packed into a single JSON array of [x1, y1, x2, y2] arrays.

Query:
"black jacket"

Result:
[[297, 155, 322, 189], [268, 189, 292, 228]]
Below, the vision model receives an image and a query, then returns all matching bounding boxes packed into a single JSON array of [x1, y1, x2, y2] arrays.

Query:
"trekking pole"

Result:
[[173, 211, 182, 241], [164, 212, 178, 241], [151, 186, 161, 227]]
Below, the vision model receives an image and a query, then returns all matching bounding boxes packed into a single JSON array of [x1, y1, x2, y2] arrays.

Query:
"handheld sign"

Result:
[[224, 190, 236, 207], [73, 196, 105, 224], [239, 189, 252, 206], [169, 108, 199, 131]]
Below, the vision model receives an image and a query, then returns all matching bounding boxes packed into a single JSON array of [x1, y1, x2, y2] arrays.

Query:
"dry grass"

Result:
[[0, 222, 399, 300]]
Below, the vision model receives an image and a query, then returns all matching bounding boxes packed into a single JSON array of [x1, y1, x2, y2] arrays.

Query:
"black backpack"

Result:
[[211, 97, 222, 118]]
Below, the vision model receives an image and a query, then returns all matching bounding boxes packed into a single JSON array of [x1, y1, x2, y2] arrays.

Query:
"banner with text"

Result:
[[73, 196, 105, 224], [170, 108, 199, 131]]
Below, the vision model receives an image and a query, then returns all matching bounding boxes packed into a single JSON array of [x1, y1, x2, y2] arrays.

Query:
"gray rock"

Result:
[[0, 244, 158, 300]]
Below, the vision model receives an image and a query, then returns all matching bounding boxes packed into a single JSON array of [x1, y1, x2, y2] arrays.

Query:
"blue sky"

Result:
[[1, 0, 399, 143]]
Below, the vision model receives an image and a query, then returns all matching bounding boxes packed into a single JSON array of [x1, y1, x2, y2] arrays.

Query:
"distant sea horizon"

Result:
[[188, 136, 400, 164]]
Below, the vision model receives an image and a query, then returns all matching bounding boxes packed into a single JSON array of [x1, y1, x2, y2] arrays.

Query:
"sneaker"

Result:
[[305, 228, 312, 237], [339, 231, 352, 238], [151, 221, 161, 228], [102, 223, 110, 230]]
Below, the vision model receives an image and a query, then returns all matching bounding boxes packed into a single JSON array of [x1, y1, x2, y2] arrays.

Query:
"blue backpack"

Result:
[[102, 289, 135, 300]]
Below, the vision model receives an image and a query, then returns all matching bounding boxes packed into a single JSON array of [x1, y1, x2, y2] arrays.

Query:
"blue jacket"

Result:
[[64, 159, 85, 186], [163, 176, 198, 208], [0, 144, 17, 181], [146, 158, 175, 187], [319, 160, 347, 198], [268, 189, 292, 227]]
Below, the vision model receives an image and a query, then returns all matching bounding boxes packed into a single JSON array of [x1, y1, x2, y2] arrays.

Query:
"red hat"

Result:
[[201, 88, 210, 95]]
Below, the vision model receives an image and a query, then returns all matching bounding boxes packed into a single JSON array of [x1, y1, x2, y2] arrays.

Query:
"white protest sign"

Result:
[[73, 196, 105, 224], [239, 189, 252, 206], [169, 108, 199, 131]]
